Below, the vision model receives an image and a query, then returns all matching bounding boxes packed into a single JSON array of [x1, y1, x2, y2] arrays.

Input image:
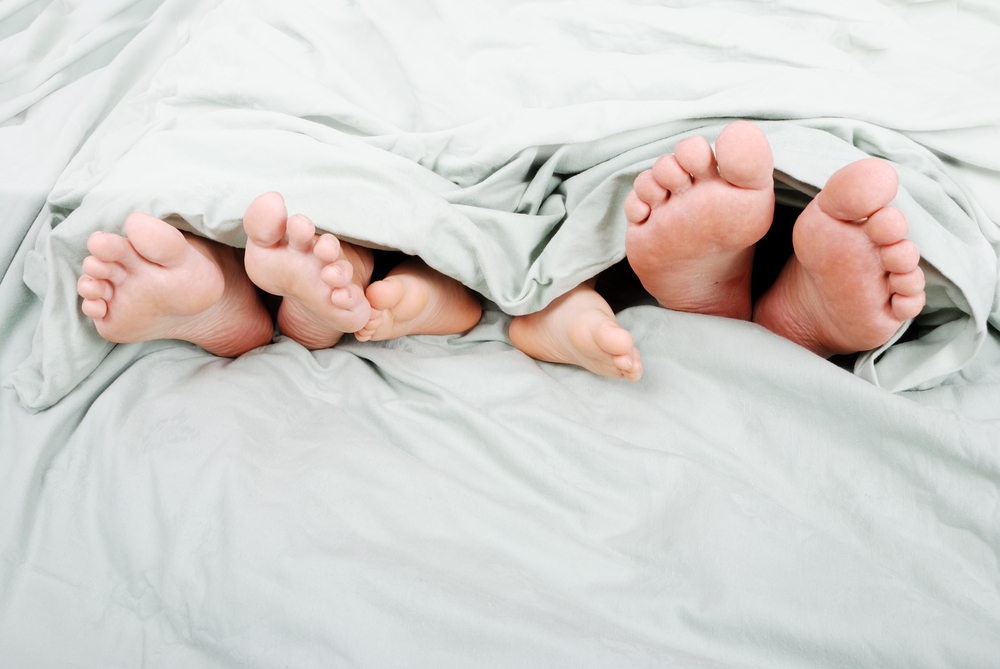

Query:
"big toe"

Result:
[[816, 158, 899, 222], [714, 120, 774, 190], [366, 277, 408, 313], [595, 323, 642, 381], [244, 192, 289, 245], [593, 321, 634, 358], [123, 213, 190, 267]]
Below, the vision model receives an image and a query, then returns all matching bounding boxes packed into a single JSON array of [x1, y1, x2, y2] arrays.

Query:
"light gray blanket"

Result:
[[2, 1, 999, 667]]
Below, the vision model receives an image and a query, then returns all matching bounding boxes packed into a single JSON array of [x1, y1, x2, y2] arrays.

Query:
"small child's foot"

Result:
[[355, 258, 482, 341], [508, 282, 642, 381], [752, 158, 926, 357], [625, 120, 775, 320], [243, 192, 375, 349], [76, 213, 273, 357]]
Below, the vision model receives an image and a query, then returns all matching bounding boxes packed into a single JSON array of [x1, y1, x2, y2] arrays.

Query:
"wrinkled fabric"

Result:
[[5, 0, 1000, 407], [2, 2, 999, 668]]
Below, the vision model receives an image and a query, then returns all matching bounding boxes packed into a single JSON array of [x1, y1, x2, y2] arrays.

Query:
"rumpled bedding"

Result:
[[2, 1, 999, 667]]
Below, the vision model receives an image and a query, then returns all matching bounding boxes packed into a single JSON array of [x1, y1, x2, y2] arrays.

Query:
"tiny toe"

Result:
[[286, 215, 316, 253], [81, 298, 108, 319], [85, 231, 104, 254], [355, 312, 382, 341], [674, 135, 717, 181], [651, 154, 693, 193], [632, 170, 667, 205], [864, 207, 908, 245], [891, 292, 926, 321], [313, 233, 343, 263], [880, 240, 920, 273], [889, 267, 925, 296], [77, 275, 111, 300], [329, 283, 364, 310], [76, 275, 93, 297], [319, 259, 353, 288], [613, 352, 634, 372], [81, 256, 124, 283], [624, 190, 652, 224], [86, 231, 131, 261], [615, 349, 643, 381]]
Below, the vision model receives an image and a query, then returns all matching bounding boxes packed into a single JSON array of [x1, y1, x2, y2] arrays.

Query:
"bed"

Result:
[[2, 0, 999, 666]]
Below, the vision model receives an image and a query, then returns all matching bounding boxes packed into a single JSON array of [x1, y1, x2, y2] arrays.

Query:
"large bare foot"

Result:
[[752, 158, 926, 357], [243, 192, 374, 349], [508, 281, 642, 382], [76, 213, 273, 357], [625, 120, 775, 320], [355, 258, 482, 341]]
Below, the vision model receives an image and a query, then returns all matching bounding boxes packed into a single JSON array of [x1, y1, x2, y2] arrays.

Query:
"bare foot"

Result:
[[625, 120, 775, 320], [76, 213, 273, 357], [243, 192, 375, 349], [355, 258, 482, 341], [508, 282, 642, 381], [752, 158, 926, 357]]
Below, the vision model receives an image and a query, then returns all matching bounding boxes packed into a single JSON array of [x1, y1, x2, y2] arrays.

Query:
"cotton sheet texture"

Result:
[[2, 1, 1000, 668]]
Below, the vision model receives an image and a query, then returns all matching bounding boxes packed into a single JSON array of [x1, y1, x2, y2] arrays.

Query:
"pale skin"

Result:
[[509, 120, 926, 378], [78, 121, 926, 376], [77, 193, 482, 354], [509, 278, 644, 382]]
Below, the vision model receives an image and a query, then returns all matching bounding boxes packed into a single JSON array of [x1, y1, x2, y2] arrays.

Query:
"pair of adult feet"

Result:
[[508, 121, 926, 381], [77, 193, 483, 355]]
